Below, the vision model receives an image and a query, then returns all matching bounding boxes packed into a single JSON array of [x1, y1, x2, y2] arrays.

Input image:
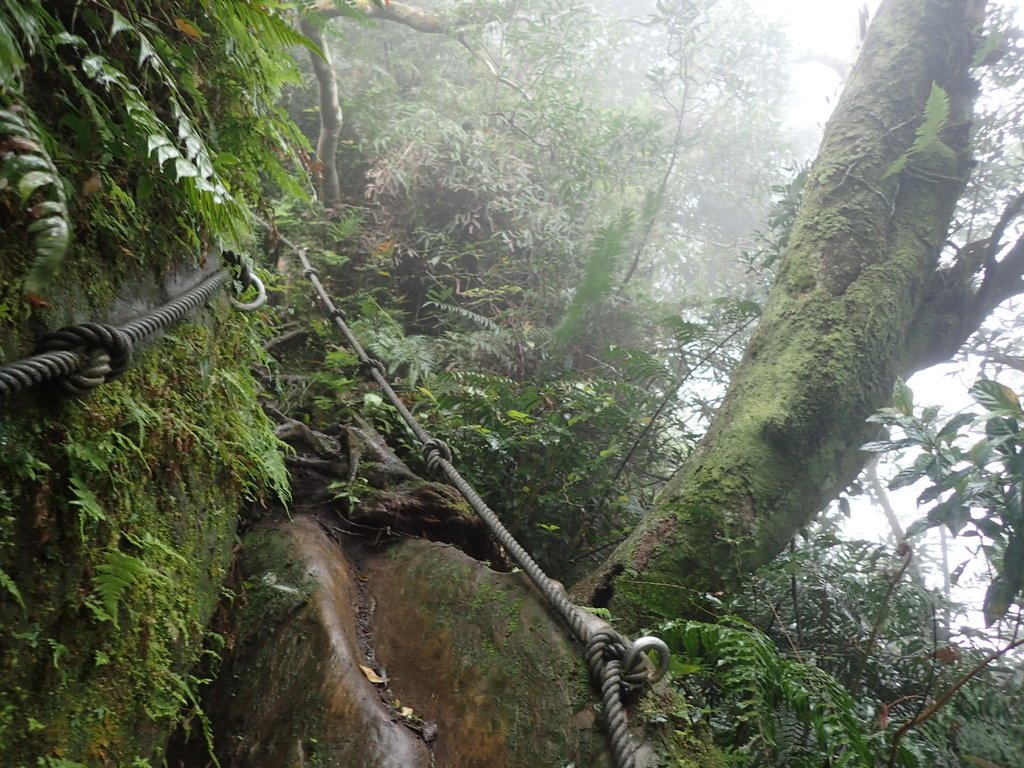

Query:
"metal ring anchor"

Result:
[[231, 272, 267, 311], [623, 636, 671, 685]]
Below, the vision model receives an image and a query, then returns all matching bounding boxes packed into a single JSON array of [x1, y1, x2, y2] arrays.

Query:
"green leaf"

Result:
[[173, 157, 198, 179], [971, 379, 1022, 415], [109, 10, 133, 39], [905, 515, 939, 538], [889, 459, 931, 490], [930, 493, 970, 535], [975, 515, 1004, 540], [15, 168, 54, 199], [983, 575, 1016, 626], [506, 409, 536, 424], [937, 411, 974, 440], [892, 379, 914, 416], [1004, 534, 1024, 591]]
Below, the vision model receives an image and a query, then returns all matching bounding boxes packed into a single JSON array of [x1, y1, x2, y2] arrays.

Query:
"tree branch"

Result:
[[311, 0, 447, 33], [906, 190, 1024, 373], [887, 637, 1024, 767]]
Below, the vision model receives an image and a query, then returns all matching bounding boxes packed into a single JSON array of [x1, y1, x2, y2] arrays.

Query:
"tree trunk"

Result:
[[300, 17, 343, 208], [574, 0, 985, 627], [300, 1, 448, 209]]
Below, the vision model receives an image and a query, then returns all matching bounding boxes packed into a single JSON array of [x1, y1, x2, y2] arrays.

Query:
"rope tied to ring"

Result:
[[0, 251, 266, 398], [223, 250, 267, 311]]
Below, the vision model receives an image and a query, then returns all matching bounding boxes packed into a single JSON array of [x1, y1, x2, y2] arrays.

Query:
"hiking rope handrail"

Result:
[[0, 251, 264, 398], [285, 241, 668, 768]]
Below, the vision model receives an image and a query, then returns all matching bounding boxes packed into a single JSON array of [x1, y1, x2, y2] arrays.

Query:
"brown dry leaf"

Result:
[[80, 172, 102, 197], [174, 18, 204, 39], [359, 664, 386, 684], [931, 645, 961, 664]]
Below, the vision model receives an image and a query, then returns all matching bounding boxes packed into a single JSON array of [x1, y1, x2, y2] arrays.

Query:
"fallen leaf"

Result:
[[359, 664, 386, 684]]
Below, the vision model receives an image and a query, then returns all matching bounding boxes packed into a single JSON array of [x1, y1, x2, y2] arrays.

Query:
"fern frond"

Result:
[[0, 567, 24, 612], [78, 52, 249, 242], [351, 316, 438, 389], [0, 0, 49, 90], [603, 345, 671, 385], [551, 211, 635, 349], [884, 83, 954, 178], [0, 17, 23, 89], [87, 549, 163, 628], [663, 617, 871, 764], [915, 82, 951, 147], [0, 107, 70, 293], [434, 369, 516, 400], [207, 0, 322, 59], [426, 300, 505, 334]]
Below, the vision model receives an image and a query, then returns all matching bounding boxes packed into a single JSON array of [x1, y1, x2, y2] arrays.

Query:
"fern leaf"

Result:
[[0, 0, 48, 89], [884, 83, 953, 178], [663, 617, 872, 763], [915, 82, 950, 147], [603, 345, 671, 384], [0, 107, 70, 293], [0, 567, 24, 612], [87, 549, 161, 628], [551, 211, 634, 350], [426, 301, 504, 334]]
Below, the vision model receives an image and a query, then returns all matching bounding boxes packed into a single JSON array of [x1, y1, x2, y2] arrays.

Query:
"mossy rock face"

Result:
[[177, 516, 431, 767], [185, 516, 613, 767], [365, 538, 609, 767], [0, 257, 286, 766]]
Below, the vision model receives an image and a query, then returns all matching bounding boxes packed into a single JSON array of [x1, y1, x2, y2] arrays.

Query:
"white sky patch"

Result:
[[750, 0, 882, 136]]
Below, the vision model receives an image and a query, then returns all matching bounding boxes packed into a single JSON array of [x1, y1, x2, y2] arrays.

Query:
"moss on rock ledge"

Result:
[[0, 259, 287, 766]]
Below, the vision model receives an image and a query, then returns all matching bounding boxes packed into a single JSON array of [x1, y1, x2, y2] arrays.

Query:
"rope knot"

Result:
[[586, 631, 670, 691], [622, 636, 671, 689], [358, 358, 386, 378], [421, 438, 453, 473], [36, 323, 132, 395], [585, 629, 627, 676]]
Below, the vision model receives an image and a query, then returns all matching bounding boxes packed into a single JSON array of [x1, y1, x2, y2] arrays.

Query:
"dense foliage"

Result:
[[0, 0, 310, 298], [272, 0, 789, 580], [3, 0, 1024, 766]]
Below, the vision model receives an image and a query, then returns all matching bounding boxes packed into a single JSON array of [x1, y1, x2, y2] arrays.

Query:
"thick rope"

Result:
[[0, 252, 263, 398], [287, 243, 668, 768]]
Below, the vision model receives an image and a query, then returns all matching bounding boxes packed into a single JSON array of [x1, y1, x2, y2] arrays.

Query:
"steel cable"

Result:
[[0, 252, 264, 398], [287, 242, 669, 768]]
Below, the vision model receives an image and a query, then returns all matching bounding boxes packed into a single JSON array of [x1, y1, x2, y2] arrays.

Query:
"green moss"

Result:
[[0, 288, 288, 766], [385, 545, 598, 764], [234, 526, 317, 639]]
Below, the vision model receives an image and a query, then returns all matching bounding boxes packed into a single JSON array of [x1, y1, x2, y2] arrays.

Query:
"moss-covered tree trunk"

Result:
[[575, 0, 986, 625]]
